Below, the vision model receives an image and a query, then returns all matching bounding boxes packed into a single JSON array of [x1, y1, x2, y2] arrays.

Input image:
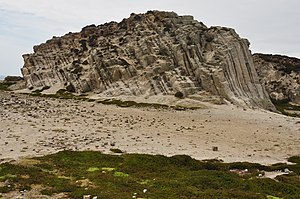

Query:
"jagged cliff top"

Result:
[[27, 11, 231, 54]]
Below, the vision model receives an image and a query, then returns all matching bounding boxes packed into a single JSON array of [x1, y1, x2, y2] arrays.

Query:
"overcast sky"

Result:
[[0, 0, 299, 76]]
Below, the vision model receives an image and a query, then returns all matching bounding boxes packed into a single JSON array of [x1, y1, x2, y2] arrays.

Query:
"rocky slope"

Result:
[[253, 53, 300, 105], [21, 11, 274, 109]]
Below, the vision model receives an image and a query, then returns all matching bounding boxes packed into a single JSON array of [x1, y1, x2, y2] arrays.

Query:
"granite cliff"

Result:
[[253, 53, 300, 105], [21, 11, 274, 109]]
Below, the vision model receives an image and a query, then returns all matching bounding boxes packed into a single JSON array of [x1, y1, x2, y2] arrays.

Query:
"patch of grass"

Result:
[[272, 99, 300, 117], [110, 148, 124, 154], [2, 151, 300, 198], [285, 156, 300, 175], [52, 128, 67, 133], [0, 173, 17, 180], [0, 184, 15, 193], [24, 88, 202, 111], [267, 196, 283, 199], [32, 86, 51, 93], [113, 171, 129, 178], [97, 99, 168, 109], [97, 99, 201, 111], [28, 89, 85, 100], [101, 167, 115, 172], [174, 91, 184, 99], [86, 167, 100, 172], [288, 156, 300, 164], [0, 82, 15, 91], [139, 179, 151, 185]]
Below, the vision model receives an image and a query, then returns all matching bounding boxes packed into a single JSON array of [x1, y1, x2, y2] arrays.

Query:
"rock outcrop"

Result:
[[253, 53, 300, 105], [3, 76, 24, 83], [1, 76, 26, 91], [21, 11, 274, 109]]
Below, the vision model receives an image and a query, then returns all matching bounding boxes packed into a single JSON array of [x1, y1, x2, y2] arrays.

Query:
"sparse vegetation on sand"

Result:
[[0, 82, 15, 91], [27, 89, 201, 111], [272, 99, 300, 117], [1, 151, 300, 198], [96, 99, 200, 111]]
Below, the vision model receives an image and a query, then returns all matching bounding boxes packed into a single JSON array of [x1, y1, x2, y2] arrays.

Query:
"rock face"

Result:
[[253, 53, 300, 105], [21, 11, 274, 109]]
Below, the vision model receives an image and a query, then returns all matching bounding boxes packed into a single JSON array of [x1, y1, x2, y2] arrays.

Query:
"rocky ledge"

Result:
[[21, 11, 274, 110]]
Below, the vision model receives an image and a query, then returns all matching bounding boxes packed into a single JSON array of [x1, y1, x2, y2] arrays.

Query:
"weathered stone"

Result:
[[253, 53, 300, 105], [83, 195, 91, 199], [21, 11, 274, 109]]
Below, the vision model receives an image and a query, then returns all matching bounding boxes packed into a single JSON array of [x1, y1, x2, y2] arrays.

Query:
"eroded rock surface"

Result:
[[21, 11, 273, 109], [253, 53, 300, 105]]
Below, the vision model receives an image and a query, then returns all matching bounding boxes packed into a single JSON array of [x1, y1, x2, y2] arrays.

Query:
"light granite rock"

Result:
[[21, 11, 274, 109]]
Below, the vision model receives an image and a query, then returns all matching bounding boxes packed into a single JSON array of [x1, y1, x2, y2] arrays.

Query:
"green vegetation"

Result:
[[174, 91, 184, 99], [1, 151, 300, 198], [31, 86, 51, 94], [97, 99, 171, 109], [97, 99, 200, 111], [267, 196, 283, 199], [272, 99, 300, 117], [29, 89, 80, 99], [86, 167, 100, 172], [281, 62, 300, 74], [110, 148, 124, 154], [26, 89, 201, 111], [0, 82, 15, 91]]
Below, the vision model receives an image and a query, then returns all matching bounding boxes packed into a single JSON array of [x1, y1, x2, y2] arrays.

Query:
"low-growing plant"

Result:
[[96, 99, 200, 111], [271, 99, 300, 117], [110, 148, 124, 154], [1, 151, 299, 198], [174, 91, 184, 99], [0, 82, 15, 90]]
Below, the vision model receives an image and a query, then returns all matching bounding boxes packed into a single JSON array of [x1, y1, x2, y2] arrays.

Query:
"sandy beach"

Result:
[[1, 90, 300, 165]]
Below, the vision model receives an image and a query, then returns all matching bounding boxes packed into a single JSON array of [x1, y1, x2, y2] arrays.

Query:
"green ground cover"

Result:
[[1, 151, 300, 198]]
